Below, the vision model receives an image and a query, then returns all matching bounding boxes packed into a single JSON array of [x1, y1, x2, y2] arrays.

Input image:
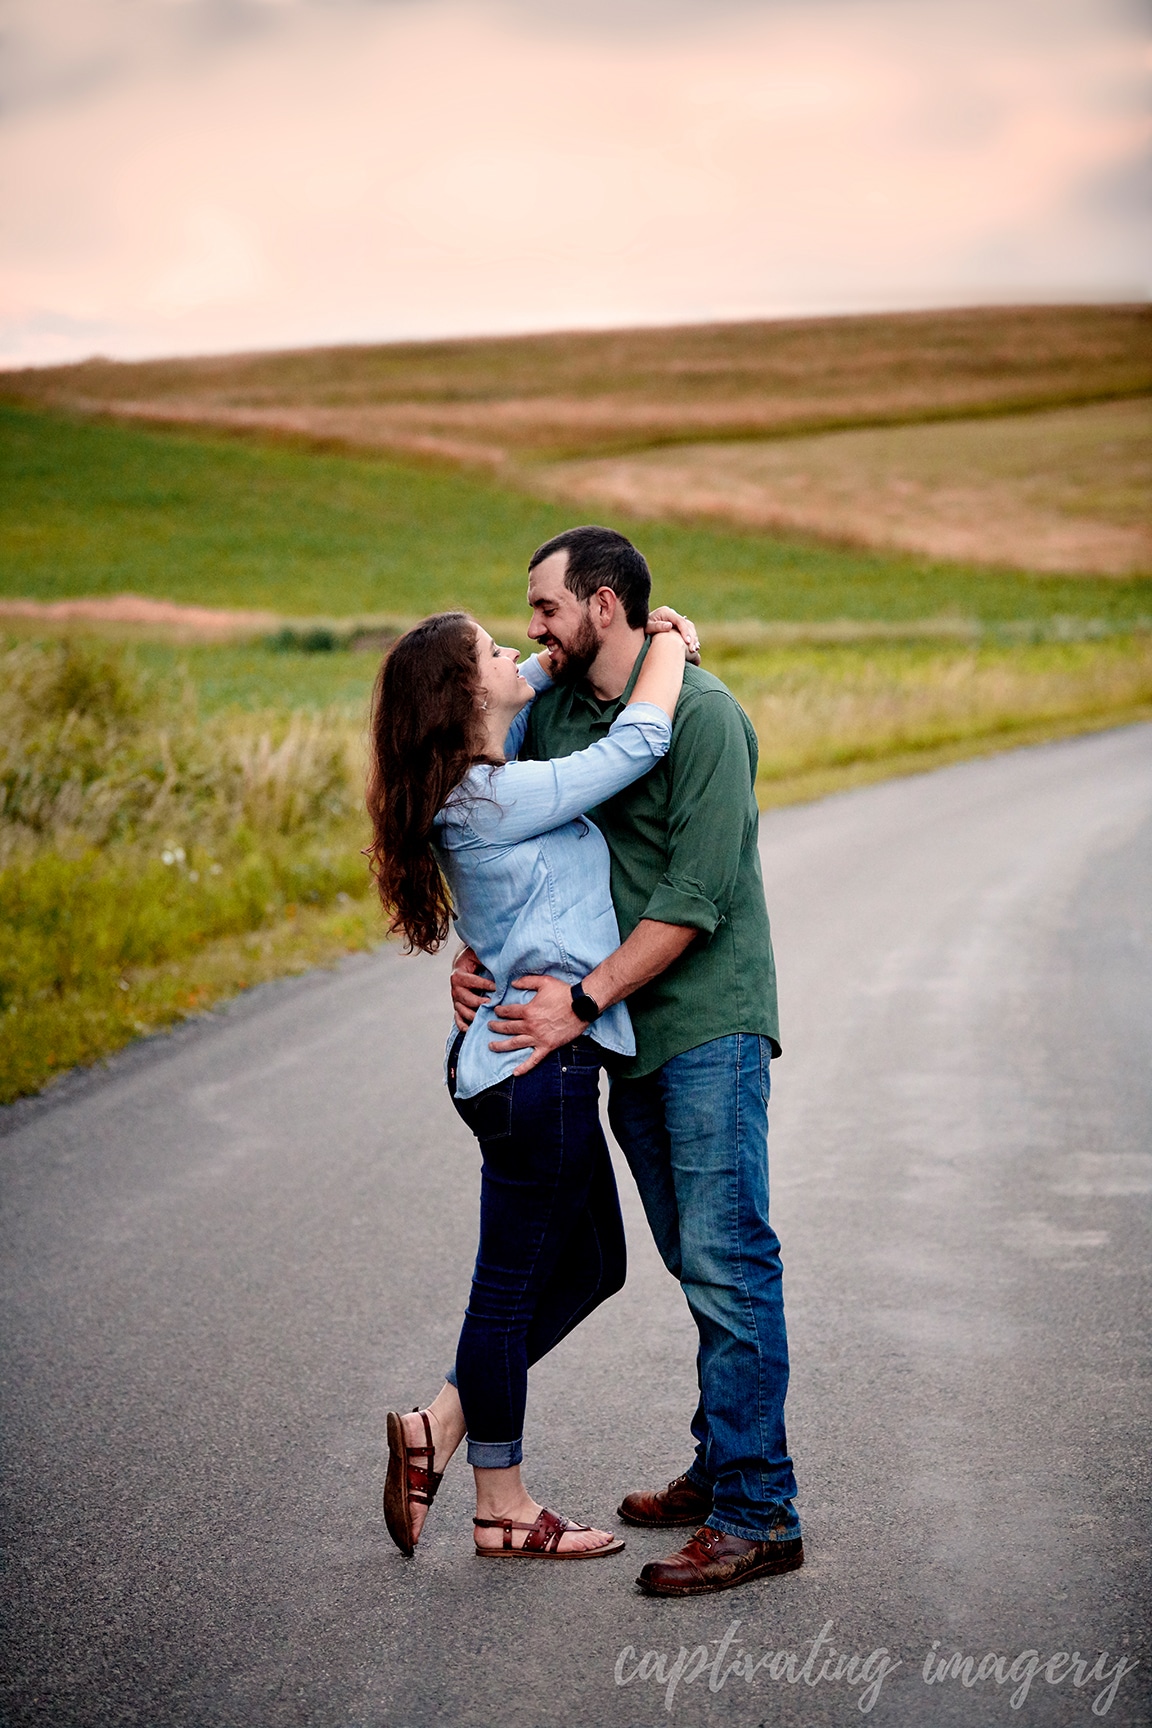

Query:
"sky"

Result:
[[1, 0, 1148, 368]]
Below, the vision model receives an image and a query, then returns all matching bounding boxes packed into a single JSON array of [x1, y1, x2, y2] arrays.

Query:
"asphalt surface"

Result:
[[2, 724, 1149, 1728]]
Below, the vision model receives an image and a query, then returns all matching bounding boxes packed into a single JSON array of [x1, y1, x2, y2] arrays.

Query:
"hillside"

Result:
[[541, 397, 1152, 577], [3, 304, 1148, 469], [4, 404, 1151, 623]]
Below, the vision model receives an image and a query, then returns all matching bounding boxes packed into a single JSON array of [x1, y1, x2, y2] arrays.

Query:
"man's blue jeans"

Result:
[[608, 1033, 800, 1544]]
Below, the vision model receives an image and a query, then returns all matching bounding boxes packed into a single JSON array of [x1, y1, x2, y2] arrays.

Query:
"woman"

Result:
[[366, 608, 688, 1560]]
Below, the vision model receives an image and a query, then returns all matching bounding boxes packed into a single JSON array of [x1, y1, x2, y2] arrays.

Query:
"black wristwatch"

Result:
[[570, 981, 602, 1023]]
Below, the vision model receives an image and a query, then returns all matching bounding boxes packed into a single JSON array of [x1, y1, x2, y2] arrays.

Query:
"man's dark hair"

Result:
[[528, 525, 651, 629]]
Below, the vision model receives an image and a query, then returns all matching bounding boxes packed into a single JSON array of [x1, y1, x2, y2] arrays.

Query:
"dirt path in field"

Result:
[[0, 595, 280, 636]]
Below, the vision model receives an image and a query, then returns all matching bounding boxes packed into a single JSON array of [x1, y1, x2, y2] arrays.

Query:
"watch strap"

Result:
[[570, 981, 602, 1023]]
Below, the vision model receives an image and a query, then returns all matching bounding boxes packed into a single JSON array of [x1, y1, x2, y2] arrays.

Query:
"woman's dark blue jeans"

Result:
[[446, 1035, 626, 1468]]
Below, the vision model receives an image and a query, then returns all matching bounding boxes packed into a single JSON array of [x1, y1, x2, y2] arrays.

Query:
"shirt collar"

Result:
[[620, 636, 652, 702]]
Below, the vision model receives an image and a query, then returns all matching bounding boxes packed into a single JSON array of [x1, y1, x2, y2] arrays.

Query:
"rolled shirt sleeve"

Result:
[[639, 691, 758, 935]]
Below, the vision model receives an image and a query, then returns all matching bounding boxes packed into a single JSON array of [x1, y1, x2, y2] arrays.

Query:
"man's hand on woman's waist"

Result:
[[486, 919, 698, 1075]]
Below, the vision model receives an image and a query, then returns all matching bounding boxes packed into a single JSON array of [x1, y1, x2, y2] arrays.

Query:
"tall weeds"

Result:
[[0, 639, 358, 857], [711, 635, 1152, 784], [1, 639, 372, 1098]]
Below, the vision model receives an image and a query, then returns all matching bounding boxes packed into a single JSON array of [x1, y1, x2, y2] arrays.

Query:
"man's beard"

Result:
[[547, 612, 600, 684]]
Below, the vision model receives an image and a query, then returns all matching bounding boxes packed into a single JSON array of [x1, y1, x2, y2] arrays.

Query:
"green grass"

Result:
[[0, 404, 564, 619], [132, 639, 380, 713], [0, 637, 376, 1103], [0, 892, 386, 1107], [4, 405, 1152, 627]]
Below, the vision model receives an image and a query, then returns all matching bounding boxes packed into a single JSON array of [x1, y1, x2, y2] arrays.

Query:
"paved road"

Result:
[[2, 726, 1149, 1728]]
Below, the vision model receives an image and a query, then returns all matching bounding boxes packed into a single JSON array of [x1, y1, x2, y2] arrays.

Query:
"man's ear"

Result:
[[592, 587, 619, 630]]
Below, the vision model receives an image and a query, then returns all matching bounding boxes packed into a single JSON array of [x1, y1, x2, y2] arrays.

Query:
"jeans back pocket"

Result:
[[452, 1077, 515, 1142]]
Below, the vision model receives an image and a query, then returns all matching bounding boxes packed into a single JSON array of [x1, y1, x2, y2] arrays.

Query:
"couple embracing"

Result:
[[367, 525, 801, 1598]]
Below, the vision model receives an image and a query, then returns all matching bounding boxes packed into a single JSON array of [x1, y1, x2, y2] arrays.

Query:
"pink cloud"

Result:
[[1, 0, 1146, 366]]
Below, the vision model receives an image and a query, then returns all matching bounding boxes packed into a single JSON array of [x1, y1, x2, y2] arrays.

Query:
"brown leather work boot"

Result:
[[617, 1472, 713, 1529], [637, 1525, 804, 1596]]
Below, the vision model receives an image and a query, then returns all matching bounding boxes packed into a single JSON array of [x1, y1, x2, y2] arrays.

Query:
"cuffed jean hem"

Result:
[[445, 1370, 524, 1468], [466, 1436, 523, 1469], [708, 1501, 802, 1545]]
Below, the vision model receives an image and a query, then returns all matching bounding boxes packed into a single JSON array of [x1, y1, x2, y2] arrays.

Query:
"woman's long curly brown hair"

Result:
[[365, 611, 487, 953]]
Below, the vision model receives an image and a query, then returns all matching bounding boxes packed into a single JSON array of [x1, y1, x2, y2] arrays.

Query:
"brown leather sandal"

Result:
[[473, 1506, 625, 1560], [383, 1409, 444, 1557]]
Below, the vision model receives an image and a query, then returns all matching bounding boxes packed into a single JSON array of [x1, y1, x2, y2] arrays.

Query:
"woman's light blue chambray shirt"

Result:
[[433, 655, 672, 1100]]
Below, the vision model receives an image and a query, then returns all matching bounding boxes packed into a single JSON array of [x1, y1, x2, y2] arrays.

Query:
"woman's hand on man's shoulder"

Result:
[[647, 606, 701, 664]]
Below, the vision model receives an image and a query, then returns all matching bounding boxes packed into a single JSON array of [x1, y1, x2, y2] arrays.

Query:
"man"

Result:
[[451, 525, 801, 1597]]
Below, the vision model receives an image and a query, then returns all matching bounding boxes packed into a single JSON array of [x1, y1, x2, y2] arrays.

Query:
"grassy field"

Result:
[[714, 634, 1152, 800], [4, 626, 1149, 1105], [2, 306, 1150, 1104], [4, 304, 1148, 466], [542, 397, 1152, 577], [4, 405, 1152, 629], [133, 637, 384, 712], [0, 636, 378, 1103]]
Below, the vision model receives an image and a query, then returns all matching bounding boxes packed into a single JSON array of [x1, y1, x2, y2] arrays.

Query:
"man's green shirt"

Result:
[[522, 643, 780, 1078]]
